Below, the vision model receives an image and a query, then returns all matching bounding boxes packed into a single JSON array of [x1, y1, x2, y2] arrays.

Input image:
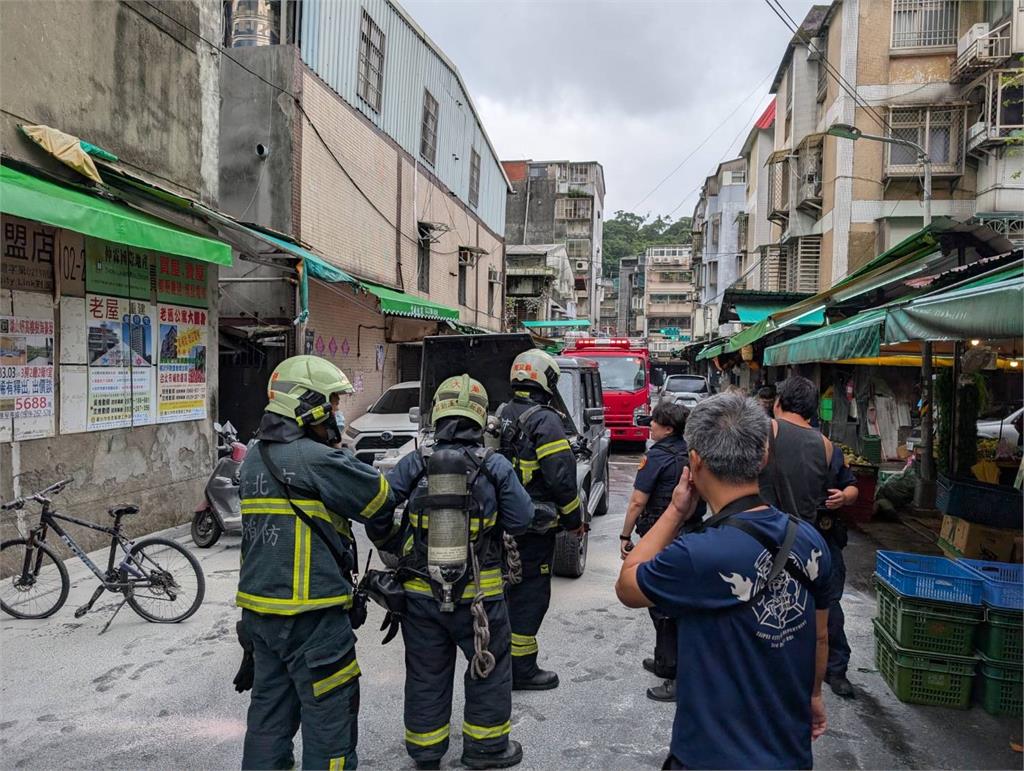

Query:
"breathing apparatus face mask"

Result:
[[297, 390, 345, 446]]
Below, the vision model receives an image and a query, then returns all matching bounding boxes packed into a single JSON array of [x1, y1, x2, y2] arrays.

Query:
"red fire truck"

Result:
[[563, 338, 651, 442]]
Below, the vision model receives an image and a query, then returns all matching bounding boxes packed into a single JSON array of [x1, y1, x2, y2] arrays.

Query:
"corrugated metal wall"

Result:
[[299, 0, 506, 236]]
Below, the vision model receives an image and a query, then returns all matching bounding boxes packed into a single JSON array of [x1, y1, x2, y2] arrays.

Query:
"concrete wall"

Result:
[[0, 0, 222, 551]]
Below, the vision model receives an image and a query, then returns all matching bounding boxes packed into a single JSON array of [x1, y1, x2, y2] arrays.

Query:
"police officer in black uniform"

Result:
[[387, 375, 535, 770], [497, 349, 583, 691], [619, 401, 700, 702]]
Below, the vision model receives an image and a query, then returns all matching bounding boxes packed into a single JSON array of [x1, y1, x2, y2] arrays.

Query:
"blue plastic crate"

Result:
[[876, 551, 984, 606], [958, 559, 1024, 611]]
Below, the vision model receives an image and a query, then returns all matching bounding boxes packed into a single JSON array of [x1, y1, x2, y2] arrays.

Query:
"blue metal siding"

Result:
[[299, 0, 506, 236]]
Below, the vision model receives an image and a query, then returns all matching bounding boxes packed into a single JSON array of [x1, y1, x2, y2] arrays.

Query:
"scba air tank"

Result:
[[425, 447, 470, 611]]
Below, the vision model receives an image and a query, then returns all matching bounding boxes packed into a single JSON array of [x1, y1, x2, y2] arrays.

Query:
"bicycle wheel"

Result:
[[122, 537, 205, 623], [1, 539, 70, 619]]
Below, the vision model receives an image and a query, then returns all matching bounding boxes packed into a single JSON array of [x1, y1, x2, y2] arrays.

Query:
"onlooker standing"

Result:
[[619, 402, 698, 702], [616, 394, 832, 770], [759, 376, 859, 699]]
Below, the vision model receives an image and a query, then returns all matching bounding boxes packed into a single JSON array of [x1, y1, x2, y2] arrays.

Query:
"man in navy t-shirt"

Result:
[[616, 394, 832, 770]]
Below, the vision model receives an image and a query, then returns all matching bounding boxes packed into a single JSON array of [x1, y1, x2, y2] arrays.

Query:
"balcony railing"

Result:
[[952, 20, 1014, 84]]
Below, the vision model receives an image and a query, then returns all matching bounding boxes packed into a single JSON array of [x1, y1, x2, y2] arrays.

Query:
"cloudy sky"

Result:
[[402, 0, 817, 220]]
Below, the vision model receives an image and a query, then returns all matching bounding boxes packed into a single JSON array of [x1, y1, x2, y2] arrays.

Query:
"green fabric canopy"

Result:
[[361, 282, 460, 322], [885, 271, 1023, 343], [696, 343, 724, 361], [763, 308, 888, 366], [734, 303, 825, 326], [0, 164, 231, 265], [521, 319, 591, 328]]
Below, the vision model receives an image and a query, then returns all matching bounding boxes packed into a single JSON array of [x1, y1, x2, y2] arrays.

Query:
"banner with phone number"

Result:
[[0, 316, 55, 420]]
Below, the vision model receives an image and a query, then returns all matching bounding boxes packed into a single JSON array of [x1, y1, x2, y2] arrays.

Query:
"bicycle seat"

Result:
[[108, 504, 140, 518]]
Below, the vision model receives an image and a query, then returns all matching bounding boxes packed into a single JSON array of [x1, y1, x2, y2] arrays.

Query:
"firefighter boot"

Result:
[[462, 739, 523, 770]]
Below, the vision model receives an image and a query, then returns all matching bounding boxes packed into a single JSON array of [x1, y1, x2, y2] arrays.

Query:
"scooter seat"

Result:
[[108, 504, 140, 518]]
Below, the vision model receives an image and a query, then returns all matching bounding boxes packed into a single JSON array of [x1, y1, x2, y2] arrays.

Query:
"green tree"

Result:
[[601, 211, 692, 276]]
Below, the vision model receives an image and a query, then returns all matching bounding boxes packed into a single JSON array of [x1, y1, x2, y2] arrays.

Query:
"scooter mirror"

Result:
[[223, 420, 236, 434], [213, 421, 223, 433]]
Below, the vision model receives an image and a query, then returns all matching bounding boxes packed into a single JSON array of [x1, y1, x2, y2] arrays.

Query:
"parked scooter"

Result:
[[191, 421, 247, 548]]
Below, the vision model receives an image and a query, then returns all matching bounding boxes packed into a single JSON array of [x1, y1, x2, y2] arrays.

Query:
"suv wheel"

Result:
[[593, 458, 610, 517], [553, 489, 588, 578]]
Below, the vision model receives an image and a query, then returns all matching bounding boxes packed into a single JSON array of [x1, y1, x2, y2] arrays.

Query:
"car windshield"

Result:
[[556, 373, 581, 433], [369, 387, 420, 415], [594, 356, 646, 392], [665, 376, 707, 393]]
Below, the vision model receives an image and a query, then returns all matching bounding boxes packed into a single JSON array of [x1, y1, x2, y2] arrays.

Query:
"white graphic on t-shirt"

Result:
[[805, 549, 822, 581], [719, 548, 811, 633]]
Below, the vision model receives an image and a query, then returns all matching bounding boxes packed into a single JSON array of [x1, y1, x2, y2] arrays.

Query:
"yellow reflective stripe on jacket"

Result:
[[312, 659, 361, 698], [235, 592, 353, 615], [405, 724, 450, 747], [240, 498, 353, 540], [514, 458, 540, 484], [328, 758, 345, 771], [462, 720, 511, 740], [558, 496, 581, 515], [359, 475, 390, 520], [292, 519, 313, 601], [402, 568, 504, 599], [511, 632, 538, 656], [408, 511, 498, 533], [535, 438, 571, 459]]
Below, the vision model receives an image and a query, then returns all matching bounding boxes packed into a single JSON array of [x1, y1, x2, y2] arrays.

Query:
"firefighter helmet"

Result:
[[431, 374, 489, 428], [510, 349, 560, 396], [266, 355, 352, 426]]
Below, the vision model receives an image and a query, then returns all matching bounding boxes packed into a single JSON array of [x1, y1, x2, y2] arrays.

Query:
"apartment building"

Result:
[[504, 243, 575, 325], [691, 158, 748, 338], [216, 0, 510, 421], [740, 99, 780, 291], [761, 0, 1023, 297], [597, 277, 619, 335], [643, 245, 695, 358], [503, 160, 607, 320]]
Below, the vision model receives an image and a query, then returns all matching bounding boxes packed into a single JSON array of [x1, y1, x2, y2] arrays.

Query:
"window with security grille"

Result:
[[891, 0, 959, 49], [555, 198, 593, 220], [887, 106, 964, 176], [420, 89, 439, 166], [710, 216, 721, 252], [357, 11, 385, 112], [417, 224, 430, 293], [468, 149, 481, 209], [786, 236, 820, 293], [760, 245, 788, 292], [458, 262, 467, 305], [565, 239, 591, 259]]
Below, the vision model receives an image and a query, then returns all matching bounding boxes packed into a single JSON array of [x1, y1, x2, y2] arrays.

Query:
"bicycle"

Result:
[[1, 478, 205, 625]]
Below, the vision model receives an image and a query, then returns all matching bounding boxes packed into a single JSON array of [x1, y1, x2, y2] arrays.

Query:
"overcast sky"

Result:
[[401, 0, 817, 221]]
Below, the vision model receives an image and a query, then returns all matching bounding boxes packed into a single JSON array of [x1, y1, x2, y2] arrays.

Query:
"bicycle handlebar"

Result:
[[1, 477, 73, 510]]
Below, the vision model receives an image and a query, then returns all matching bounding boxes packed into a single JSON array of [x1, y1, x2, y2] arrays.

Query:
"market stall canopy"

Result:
[[696, 343, 725, 361], [734, 302, 825, 326], [0, 164, 231, 265], [521, 319, 591, 328], [361, 282, 460, 322], [763, 308, 888, 366]]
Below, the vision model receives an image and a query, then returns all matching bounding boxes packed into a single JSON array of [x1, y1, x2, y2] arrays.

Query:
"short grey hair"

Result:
[[683, 394, 769, 483]]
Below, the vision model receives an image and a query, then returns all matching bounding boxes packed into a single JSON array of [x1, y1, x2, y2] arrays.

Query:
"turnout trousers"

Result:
[[505, 531, 555, 680], [241, 607, 360, 771], [401, 595, 513, 764]]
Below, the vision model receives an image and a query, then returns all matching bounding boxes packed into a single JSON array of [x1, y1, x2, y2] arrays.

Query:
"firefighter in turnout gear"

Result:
[[497, 349, 583, 691], [387, 375, 534, 770], [237, 356, 401, 771]]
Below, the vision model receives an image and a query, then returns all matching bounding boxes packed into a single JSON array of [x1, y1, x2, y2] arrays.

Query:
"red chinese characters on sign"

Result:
[[158, 306, 208, 325], [157, 255, 208, 308]]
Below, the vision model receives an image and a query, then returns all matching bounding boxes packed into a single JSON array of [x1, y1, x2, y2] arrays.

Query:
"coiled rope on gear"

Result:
[[469, 546, 496, 680], [503, 533, 523, 585]]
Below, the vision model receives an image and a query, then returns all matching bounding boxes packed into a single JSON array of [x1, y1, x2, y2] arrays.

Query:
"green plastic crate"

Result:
[[977, 652, 1023, 717], [977, 609, 1023, 663], [875, 578, 983, 656], [873, 619, 977, 709], [862, 435, 882, 464]]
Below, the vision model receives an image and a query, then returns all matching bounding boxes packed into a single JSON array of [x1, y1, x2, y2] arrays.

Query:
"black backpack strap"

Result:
[[257, 441, 354, 577], [721, 516, 814, 600]]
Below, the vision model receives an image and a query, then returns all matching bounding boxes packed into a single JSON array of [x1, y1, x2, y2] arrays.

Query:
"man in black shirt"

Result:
[[758, 376, 859, 698]]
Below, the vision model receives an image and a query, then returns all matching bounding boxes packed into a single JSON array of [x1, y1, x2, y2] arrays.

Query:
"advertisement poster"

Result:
[[86, 295, 154, 368], [84, 238, 151, 299], [132, 368, 155, 426], [157, 255, 209, 308], [1, 215, 56, 294], [0, 316, 55, 421], [157, 304, 207, 423], [87, 368, 132, 430]]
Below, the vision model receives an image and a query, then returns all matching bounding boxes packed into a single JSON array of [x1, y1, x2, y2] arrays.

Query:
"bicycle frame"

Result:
[[27, 504, 143, 588]]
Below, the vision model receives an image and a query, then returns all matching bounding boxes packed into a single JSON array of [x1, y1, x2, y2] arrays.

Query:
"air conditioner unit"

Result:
[[575, 261, 588, 272], [488, 266, 501, 283], [958, 23, 989, 57]]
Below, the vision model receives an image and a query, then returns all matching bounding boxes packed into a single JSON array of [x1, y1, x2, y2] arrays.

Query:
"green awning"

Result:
[[0, 164, 231, 265], [763, 308, 888, 366], [696, 343, 724, 361], [521, 319, 591, 328], [734, 303, 825, 326], [723, 303, 826, 354], [361, 282, 460, 322], [242, 226, 356, 284], [885, 271, 1024, 343]]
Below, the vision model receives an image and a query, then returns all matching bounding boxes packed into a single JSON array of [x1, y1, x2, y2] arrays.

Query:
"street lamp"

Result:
[[826, 123, 931, 226], [827, 122, 936, 508]]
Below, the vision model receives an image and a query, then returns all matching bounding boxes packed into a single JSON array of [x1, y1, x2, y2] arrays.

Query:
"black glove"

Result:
[[233, 619, 255, 693]]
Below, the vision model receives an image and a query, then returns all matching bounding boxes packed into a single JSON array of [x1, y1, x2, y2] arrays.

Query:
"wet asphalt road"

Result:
[[1, 445, 1019, 770]]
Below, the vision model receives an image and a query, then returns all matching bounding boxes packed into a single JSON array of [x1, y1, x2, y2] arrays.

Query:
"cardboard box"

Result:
[[941, 515, 1018, 561]]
